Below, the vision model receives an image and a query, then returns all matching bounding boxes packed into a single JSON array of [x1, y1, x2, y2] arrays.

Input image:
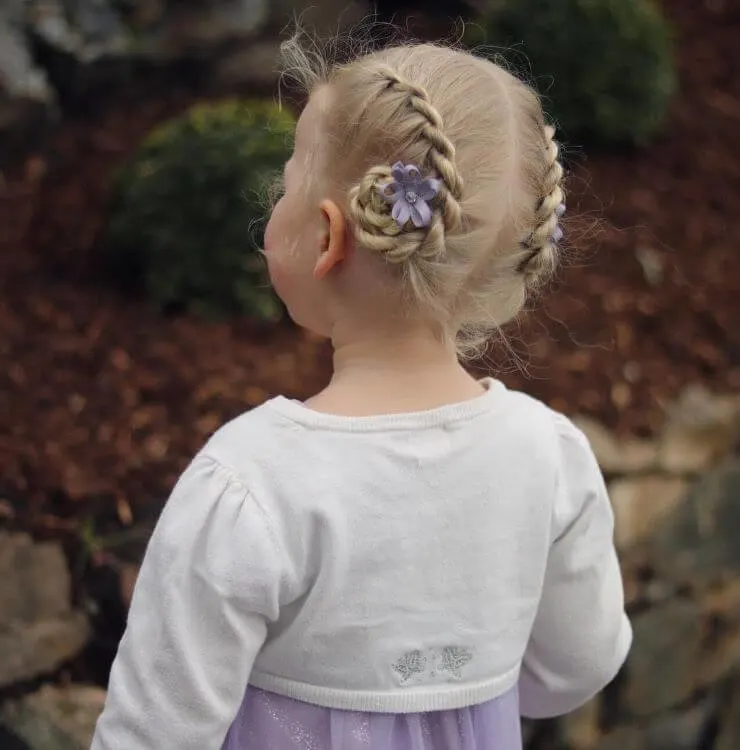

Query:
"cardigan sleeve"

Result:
[[91, 454, 285, 749], [518, 416, 633, 719]]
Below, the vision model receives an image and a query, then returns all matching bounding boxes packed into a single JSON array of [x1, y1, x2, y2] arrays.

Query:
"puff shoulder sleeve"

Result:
[[518, 415, 633, 719], [91, 454, 286, 749]]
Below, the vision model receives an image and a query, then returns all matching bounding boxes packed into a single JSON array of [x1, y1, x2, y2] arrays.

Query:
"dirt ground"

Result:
[[1, 0, 739, 540]]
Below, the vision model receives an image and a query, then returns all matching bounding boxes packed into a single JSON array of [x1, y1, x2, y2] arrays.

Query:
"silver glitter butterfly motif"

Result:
[[438, 646, 474, 680], [393, 646, 474, 686], [392, 650, 428, 684]]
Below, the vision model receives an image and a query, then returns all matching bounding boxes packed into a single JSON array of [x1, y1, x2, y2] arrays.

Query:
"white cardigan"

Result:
[[91, 379, 632, 749]]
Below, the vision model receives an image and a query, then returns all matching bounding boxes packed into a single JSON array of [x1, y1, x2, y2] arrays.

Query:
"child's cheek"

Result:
[[264, 213, 276, 255], [266, 252, 282, 286], [266, 249, 293, 304]]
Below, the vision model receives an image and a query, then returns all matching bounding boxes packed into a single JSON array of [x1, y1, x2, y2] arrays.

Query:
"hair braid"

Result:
[[519, 125, 564, 283], [348, 65, 464, 264], [376, 65, 463, 227]]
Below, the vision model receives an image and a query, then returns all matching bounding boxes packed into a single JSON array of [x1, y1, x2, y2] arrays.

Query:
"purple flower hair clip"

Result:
[[380, 162, 441, 229], [551, 202, 566, 244]]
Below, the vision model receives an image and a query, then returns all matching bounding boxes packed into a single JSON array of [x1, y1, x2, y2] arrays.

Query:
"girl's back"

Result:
[[91, 28, 631, 750]]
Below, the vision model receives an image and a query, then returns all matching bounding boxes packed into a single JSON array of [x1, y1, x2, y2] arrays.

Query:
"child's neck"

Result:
[[305, 324, 485, 417]]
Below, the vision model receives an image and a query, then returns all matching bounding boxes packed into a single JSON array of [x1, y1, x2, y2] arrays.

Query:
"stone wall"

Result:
[[0, 533, 89, 690], [549, 386, 740, 750], [1, 385, 739, 749], [0, 533, 93, 750]]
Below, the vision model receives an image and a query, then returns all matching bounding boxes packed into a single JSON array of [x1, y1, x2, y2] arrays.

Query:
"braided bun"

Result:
[[518, 125, 565, 284], [348, 166, 427, 264]]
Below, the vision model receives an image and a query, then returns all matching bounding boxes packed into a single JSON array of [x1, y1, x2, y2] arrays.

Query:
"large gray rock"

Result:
[[560, 697, 599, 749], [643, 699, 712, 750], [0, 614, 90, 688], [608, 475, 689, 550], [0, 1, 52, 101], [1, 684, 105, 750], [24, 0, 272, 108], [596, 726, 646, 750], [27, 0, 269, 69], [658, 386, 740, 475], [592, 710, 709, 750], [614, 589, 736, 743], [560, 697, 601, 750], [0, 0, 56, 164], [0, 533, 90, 687], [573, 416, 658, 476], [0, 534, 71, 625], [715, 675, 740, 750], [624, 598, 704, 718], [26, 0, 372, 105], [647, 460, 740, 585]]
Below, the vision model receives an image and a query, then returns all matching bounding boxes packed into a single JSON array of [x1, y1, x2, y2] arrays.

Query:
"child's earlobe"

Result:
[[314, 199, 348, 280]]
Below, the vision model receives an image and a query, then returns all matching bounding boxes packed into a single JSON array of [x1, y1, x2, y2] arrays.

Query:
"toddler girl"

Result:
[[91, 33, 632, 750]]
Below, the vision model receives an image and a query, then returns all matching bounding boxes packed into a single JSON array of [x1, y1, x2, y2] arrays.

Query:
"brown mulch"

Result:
[[1, 0, 739, 540]]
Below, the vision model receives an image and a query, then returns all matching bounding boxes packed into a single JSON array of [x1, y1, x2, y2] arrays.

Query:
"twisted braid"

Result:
[[519, 125, 564, 282], [348, 66, 464, 264], [377, 66, 464, 210]]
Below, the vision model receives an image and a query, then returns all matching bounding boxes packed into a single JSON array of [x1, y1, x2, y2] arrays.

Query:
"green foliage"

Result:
[[471, 0, 677, 148], [105, 99, 295, 320]]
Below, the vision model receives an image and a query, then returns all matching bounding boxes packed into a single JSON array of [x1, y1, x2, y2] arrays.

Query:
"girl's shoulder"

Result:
[[200, 396, 294, 468], [198, 382, 597, 488]]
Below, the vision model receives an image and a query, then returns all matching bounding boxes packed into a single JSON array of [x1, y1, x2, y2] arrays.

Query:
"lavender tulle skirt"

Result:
[[221, 684, 522, 750]]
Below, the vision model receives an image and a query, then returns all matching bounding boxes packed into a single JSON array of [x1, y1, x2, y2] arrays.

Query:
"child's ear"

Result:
[[314, 199, 348, 280]]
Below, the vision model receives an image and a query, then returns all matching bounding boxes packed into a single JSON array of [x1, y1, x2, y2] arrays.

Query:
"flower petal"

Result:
[[379, 181, 402, 204], [392, 200, 412, 226], [391, 163, 406, 184], [405, 165, 422, 187], [418, 178, 441, 201], [410, 199, 432, 228]]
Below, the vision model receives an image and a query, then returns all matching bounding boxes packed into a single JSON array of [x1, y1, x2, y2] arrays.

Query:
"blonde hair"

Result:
[[280, 30, 565, 358]]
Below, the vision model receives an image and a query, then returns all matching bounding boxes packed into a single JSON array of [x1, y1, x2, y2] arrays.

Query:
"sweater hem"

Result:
[[248, 665, 520, 713]]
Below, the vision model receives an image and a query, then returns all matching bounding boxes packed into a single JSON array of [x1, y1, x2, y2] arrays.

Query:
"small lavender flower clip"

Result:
[[380, 162, 441, 229], [551, 202, 566, 243]]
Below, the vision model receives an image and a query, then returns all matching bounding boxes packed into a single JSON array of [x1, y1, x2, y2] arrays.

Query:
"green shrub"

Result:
[[471, 0, 677, 148], [104, 99, 295, 320]]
